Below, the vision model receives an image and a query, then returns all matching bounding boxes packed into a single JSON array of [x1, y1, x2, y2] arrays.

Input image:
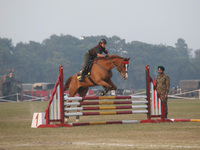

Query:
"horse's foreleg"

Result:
[[97, 81, 111, 96], [107, 79, 117, 90], [101, 86, 108, 96]]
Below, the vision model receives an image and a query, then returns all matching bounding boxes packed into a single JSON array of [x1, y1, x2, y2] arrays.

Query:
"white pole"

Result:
[[155, 90, 158, 115], [199, 89, 200, 99], [151, 82, 154, 115], [58, 85, 60, 119], [159, 98, 161, 115], [54, 92, 57, 120], [50, 100, 53, 120], [17, 93, 19, 102]]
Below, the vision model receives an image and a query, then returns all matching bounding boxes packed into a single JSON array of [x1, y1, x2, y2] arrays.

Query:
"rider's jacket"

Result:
[[88, 45, 108, 58]]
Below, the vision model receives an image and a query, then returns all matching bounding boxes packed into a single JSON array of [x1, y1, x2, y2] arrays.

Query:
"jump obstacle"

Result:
[[32, 65, 177, 128]]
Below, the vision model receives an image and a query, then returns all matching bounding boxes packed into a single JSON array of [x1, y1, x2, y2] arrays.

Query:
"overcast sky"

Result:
[[0, 0, 200, 50]]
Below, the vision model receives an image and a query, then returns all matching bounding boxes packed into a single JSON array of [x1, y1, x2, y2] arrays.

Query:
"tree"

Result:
[[0, 38, 14, 75], [175, 38, 189, 58], [0, 35, 199, 90]]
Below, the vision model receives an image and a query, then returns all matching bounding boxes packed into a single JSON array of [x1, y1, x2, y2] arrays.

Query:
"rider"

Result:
[[77, 39, 110, 82]]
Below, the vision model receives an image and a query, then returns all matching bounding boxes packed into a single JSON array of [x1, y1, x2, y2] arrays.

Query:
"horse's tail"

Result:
[[63, 76, 73, 91]]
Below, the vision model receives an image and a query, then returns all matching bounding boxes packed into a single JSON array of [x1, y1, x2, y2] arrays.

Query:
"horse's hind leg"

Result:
[[78, 87, 89, 97], [75, 87, 89, 122], [65, 81, 78, 123]]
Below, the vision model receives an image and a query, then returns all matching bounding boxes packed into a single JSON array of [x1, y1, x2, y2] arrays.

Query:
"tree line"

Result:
[[0, 35, 200, 90]]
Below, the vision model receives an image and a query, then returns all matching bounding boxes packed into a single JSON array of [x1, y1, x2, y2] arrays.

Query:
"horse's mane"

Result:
[[108, 55, 123, 59], [94, 55, 123, 61]]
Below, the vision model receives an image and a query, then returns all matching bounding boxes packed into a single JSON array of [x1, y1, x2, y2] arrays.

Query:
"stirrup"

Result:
[[77, 74, 84, 82], [77, 69, 87, 82], [77, 76, 84, 82]]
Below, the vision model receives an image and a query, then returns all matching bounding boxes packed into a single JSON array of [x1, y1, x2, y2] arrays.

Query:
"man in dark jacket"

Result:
[[77, 39, 110, 82]]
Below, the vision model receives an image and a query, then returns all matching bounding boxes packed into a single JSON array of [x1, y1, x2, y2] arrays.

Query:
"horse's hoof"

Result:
[[75, 119, 79, 123], [100, 91, 105, 96]]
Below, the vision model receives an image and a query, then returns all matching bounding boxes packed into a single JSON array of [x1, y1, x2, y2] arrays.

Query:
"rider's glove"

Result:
[[105, 54, 109, 58]]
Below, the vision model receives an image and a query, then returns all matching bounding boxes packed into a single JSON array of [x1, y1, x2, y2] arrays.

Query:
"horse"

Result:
[[63, 55, 130, 122], [63, 55, 130, 96]]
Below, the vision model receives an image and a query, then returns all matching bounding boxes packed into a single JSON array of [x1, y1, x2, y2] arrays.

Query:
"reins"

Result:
[[95, 57, 128, 74], [108, 58, 123, 73], [94, 60, 111, 76], [108, 58, 128, 75]]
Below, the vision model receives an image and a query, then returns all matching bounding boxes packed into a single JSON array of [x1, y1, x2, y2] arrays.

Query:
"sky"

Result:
[[0, 0, 200, 50]]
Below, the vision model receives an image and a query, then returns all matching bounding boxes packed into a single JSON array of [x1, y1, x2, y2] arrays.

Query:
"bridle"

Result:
[[108, 58, 129, 77]]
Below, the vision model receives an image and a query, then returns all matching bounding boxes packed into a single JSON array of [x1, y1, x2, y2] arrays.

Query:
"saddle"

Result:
[[78, 60, 94, 77], [77, 60, 97, 85]]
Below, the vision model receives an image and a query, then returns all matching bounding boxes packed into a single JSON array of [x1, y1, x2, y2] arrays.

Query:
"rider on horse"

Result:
[[77, 39, 110, 82]]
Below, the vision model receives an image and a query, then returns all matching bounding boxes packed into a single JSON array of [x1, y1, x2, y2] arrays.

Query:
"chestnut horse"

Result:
[[63, 55, 130, 97]]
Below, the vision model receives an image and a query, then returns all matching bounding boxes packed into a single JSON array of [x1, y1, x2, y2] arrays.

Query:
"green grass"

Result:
[[0, 99, 200, 150]]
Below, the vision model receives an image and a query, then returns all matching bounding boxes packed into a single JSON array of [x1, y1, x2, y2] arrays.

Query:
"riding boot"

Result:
[[78, 68, 87, 82]]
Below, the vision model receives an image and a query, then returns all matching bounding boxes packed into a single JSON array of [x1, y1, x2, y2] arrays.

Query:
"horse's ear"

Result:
[[124, 58, 130, 61]]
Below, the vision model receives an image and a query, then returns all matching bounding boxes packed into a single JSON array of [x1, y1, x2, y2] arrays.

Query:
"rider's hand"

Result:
[[105, 54, 109, 58]]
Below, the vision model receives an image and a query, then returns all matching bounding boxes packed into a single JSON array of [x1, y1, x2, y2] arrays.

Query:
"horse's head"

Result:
[[98, 55, 130, 80], [106, 55, 130, 80], [118, 57, 130, 80]]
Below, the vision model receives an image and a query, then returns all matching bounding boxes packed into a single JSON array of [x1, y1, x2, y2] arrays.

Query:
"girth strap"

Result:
[[87, 75, 98, 86]]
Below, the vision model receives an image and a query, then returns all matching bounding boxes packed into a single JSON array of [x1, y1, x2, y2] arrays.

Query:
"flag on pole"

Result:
[[154, 67, 157, 77]]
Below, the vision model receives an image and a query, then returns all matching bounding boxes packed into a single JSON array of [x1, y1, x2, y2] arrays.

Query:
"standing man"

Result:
[[156, 66, 170, 118]]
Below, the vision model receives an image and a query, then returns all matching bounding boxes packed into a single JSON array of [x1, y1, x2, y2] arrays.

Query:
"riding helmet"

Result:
[[100, 39, 107, 44]]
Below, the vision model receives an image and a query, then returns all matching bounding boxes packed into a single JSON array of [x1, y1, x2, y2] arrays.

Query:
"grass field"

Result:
[[0, 99, 200, 150]]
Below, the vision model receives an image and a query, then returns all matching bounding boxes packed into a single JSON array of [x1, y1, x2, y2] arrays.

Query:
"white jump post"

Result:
[[37, 66, 65, 128]]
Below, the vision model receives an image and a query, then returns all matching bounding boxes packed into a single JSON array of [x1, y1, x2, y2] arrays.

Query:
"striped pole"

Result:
[[170, 119, 200, 122], [65, 110, 148, 117], [64, 95, 146, 101], [65, 105, 147, 111], [65, 100, 148, 106], [66, 120, 139, 127]]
